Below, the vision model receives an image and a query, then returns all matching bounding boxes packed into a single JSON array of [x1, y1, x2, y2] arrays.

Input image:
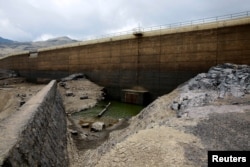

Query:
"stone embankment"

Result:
[[71, 63, 250, 167], [0, 80, 68, 166]]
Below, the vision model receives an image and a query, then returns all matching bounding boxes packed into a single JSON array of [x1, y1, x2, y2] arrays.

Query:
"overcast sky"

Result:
[[0, 0, 249, 42]]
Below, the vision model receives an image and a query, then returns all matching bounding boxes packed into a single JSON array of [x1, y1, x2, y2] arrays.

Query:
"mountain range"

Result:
[[0, 36, 79, 57], [0, 37, 16, 44]]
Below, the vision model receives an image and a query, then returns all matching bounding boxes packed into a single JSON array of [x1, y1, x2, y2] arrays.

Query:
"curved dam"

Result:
[[0, 16, 250, 102]]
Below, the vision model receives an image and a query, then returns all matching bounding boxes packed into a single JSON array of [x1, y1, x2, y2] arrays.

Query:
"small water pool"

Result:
[[71, 100, 144, 125]]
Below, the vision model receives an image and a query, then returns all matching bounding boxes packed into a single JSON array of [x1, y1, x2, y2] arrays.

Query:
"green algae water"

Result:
[[72, 100, 144, 125]]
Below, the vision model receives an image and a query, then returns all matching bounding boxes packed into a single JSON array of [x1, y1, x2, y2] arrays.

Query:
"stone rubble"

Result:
[[188, 63, 250, 97], [91, 122, 105, 132], [172, 63, 250, 117]]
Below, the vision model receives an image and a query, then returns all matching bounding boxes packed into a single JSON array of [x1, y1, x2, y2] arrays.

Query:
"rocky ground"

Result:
[[58, 73, 104, 115], [0, 63, 249, 167], [69, 63, 250, 167], [0, 77, 44, 122]]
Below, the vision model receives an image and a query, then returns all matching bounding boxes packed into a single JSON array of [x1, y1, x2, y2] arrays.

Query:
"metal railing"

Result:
[[82, 11, 250, 41]]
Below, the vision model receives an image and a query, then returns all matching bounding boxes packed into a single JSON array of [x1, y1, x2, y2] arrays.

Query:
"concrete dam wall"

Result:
[[0, 80, 68, 166], [0, 17, 250, 100]]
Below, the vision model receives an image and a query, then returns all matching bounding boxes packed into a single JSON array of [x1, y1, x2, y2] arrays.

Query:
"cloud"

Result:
[[33, 34, 57, 42], [0, 0, 249, 41], [0, 18, 32, 41]]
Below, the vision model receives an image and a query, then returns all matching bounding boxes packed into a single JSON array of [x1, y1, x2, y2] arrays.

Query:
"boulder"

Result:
[[65, 90, 74, 97], [199, 78, 214, 89], [230, 86, 244, 97], [181, 99, 189, 107], [69, 130, 78, 136], [171, 102, 180, 111], [81, 123, 90, 128], [21, 94, 26, 98], [61, 73, 85, 81], [59, 82, 66, 87], [91, 122, 105, 132], [20, 101, 25, 107], [80, 133, 88, 139], [80, 95, 88, 100]]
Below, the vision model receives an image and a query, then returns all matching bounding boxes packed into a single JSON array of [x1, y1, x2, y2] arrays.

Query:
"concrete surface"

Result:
[[0, 18, 249, 100]]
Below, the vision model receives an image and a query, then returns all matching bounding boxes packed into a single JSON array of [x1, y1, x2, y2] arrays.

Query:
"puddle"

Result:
[[71, 100, 144, 126], [69, 100, 144, 150]]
